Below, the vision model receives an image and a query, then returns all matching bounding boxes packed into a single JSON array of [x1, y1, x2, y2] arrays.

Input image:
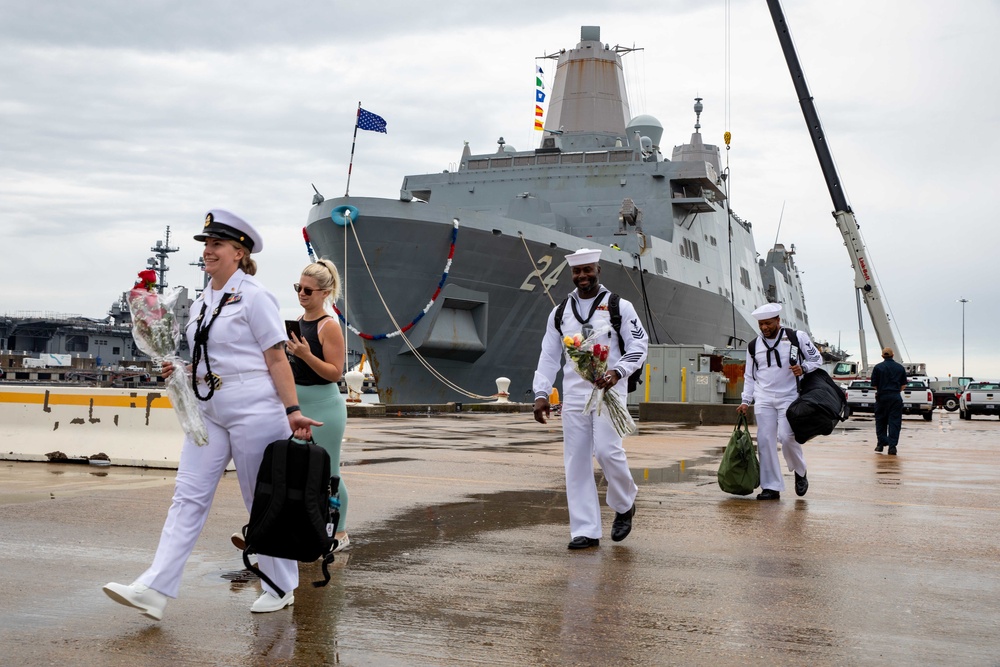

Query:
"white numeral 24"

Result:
[[520, 256, 568, 292]]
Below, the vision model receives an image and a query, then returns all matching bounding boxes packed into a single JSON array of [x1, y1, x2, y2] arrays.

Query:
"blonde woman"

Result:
[[286, 258, 350, 550]]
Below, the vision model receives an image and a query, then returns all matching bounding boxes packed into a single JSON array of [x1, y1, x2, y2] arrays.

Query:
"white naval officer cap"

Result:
[[566, 248, 601, 267], [751, 303, 782, 320], [194, 209, 264, 254]]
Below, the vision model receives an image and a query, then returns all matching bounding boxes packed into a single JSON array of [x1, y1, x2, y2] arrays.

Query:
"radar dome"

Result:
[[626, 114, 663, 148], [502, 144, 517, 153]]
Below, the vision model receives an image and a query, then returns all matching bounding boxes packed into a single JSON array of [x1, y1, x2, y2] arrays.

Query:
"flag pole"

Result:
[[345, 101, 361, 197]]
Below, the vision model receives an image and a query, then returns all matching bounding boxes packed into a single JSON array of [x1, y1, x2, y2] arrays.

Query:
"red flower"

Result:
[[134, 269, 157, 291]]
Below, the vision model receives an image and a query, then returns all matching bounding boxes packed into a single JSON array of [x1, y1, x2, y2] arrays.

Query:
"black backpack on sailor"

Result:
[[239, 438, 341, 598], [554, 292, 643, 393]]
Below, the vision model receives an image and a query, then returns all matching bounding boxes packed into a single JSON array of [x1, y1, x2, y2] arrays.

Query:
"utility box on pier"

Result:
[[629, 344, 727, 406]]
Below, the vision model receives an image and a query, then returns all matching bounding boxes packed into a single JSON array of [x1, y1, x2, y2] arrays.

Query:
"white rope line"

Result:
[[347, 221, 496, 401]]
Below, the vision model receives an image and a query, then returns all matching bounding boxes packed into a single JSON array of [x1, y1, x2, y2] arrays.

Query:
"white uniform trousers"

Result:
[[136, 376, 298, 598], [561, 410, 638, 539], [753, 396, 806, 492]]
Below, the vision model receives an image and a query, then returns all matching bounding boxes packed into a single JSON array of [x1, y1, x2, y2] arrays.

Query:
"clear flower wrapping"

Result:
[[128, 271, 209, 446]]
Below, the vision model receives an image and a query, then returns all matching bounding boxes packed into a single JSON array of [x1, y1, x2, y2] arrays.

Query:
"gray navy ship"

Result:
[[305, 26, 811, 405]]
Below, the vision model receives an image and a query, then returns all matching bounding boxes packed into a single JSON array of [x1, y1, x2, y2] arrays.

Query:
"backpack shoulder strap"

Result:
[[553, 297, 569, 336], [608, 293, 625, 354], [748, 337, 759, 379], [784, 328, 800, 363]]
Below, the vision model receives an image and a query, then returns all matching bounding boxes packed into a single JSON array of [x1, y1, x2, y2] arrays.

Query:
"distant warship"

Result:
[[305, 26, 811, 405]]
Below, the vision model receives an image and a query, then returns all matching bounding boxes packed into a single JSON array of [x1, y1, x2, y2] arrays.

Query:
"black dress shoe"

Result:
[[611, 503, 636, 542], [874, 443, 885, 453], [756, 489, 780, 500], [795, 472, 809, 497], [567, 536, 599, 550], [888, 446, 897, 456]]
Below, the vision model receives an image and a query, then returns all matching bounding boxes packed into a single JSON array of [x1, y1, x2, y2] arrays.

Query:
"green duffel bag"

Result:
[[717, 414, 760, 495]]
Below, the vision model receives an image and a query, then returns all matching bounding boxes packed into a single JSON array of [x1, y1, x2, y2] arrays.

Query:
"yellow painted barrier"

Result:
[[681, 367, 687, 402]]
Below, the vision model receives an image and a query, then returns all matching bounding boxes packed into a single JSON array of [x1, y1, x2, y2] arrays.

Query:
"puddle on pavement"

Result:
[[341, 457, 416, 467], [630, 455, 717, 485], [334, 489, 568, 573]]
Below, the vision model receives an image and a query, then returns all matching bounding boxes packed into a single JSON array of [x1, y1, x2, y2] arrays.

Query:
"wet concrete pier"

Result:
[[1, 411, 999, 665]]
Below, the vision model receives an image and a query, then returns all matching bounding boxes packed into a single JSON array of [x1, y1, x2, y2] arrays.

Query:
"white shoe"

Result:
[[251, 590, 294, 613], [231, 531, 246, 550], [332, 534, 350, 553], [103, 582, 168, 621]]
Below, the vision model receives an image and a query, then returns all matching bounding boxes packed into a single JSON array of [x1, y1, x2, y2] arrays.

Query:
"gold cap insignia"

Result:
[[205, 212, 214, 227]]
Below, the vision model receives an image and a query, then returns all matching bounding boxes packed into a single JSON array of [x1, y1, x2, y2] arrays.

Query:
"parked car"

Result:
[[901, 381, 934, 421], [959, 382, 1000, 420]]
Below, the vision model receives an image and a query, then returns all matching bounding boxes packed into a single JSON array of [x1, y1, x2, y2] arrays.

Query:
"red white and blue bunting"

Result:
[[302, 219, 459, 341]]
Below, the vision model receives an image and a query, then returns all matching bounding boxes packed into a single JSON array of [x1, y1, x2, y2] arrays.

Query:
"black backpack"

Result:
[[240, 438, 341, 598], [786, 368, 852, 444], [554, 292, 643, 393]]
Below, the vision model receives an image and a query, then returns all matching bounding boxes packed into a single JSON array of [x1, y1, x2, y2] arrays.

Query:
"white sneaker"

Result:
[[332, 534, 350, 553], [103, 582, 168, 621], [231, 531, 246, 550], [251, 590, 294, 613]]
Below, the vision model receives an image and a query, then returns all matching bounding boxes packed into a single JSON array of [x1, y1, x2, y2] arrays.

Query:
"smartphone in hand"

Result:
[[285, 319, 301, 340]]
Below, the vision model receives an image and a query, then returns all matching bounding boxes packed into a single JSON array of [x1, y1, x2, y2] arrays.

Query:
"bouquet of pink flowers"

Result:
[[563, 327, 637, 437], [128, 270, 209, 446]]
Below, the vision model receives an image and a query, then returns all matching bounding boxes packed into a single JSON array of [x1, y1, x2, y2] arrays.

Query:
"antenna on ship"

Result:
[[189, 256, 209, 294], [147, 226, 179, 294]]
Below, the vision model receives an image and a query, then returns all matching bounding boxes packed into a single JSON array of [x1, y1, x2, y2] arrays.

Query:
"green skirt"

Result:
[[297, 383, 348, 532]]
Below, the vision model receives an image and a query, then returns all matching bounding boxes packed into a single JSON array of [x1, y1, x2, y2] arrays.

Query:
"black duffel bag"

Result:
[[786, 369, 851, 444]]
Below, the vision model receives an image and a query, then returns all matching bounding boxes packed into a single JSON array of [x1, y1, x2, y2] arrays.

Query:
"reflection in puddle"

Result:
[[630, 455, 718, 485]]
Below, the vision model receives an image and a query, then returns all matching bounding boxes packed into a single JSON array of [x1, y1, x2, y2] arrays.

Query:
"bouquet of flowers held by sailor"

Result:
[[128, 270, 209, 446], [563, 326, 638, 438]]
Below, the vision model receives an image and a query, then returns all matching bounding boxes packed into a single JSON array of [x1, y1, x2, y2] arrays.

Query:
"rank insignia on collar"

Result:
[[228, 292, 243, 304]]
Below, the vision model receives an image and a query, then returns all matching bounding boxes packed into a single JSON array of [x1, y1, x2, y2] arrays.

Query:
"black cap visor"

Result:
[[194, 222, 254, 252]]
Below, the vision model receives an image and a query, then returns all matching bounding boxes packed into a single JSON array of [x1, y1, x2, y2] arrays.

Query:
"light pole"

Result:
[[957, 298, 970, 376]]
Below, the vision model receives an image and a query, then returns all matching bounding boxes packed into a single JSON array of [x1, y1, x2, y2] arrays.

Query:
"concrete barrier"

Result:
[[0, 385, 184, 467]]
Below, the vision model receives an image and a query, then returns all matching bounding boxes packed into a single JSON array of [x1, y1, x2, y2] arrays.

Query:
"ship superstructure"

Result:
[[306, 26, 811, 404]]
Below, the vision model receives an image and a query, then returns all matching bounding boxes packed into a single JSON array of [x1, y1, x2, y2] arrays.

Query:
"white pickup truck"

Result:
[[959, 381, 1000, 420], [845, 380, 876, 414], [901, 381, 934, 421], [846, 379, 933, 421]]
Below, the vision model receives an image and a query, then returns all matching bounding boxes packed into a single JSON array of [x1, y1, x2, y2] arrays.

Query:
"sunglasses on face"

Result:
[[293, 283, 325, 296]]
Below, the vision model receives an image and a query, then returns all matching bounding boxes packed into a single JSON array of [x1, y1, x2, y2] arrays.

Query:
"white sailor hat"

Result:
[[194, 209, 264, 254], [566, 248, 601, 267], [751, 303, 782, 320]]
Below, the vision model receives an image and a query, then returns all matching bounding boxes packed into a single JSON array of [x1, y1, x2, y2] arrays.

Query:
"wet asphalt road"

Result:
[[1, 410, 999, 666]]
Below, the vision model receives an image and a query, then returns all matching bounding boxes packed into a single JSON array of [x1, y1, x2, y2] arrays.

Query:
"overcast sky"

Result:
[[2, 0, 998, 379]]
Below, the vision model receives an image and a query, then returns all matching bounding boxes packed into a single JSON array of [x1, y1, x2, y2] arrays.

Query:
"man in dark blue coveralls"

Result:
[[871, 347, 908, 455]]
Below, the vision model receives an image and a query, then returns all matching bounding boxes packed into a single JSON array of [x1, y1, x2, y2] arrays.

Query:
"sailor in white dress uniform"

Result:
[[533, 249, 648, 549], [103, 209, 320, 619], [737, 303, 823, 500]]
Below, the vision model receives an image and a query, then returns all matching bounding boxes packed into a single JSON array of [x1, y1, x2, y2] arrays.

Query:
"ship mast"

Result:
[[147, 226, 179, 294]]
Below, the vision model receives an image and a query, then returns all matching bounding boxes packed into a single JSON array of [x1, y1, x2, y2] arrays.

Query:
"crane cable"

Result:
[[723, 0, 739, 345]]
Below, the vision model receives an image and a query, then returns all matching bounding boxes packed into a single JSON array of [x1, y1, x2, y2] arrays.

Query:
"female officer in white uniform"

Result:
[[103, 209, 321, 619]]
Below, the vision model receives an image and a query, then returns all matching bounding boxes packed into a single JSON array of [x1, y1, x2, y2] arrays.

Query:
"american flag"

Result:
[[357, 108, 387, 133]]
